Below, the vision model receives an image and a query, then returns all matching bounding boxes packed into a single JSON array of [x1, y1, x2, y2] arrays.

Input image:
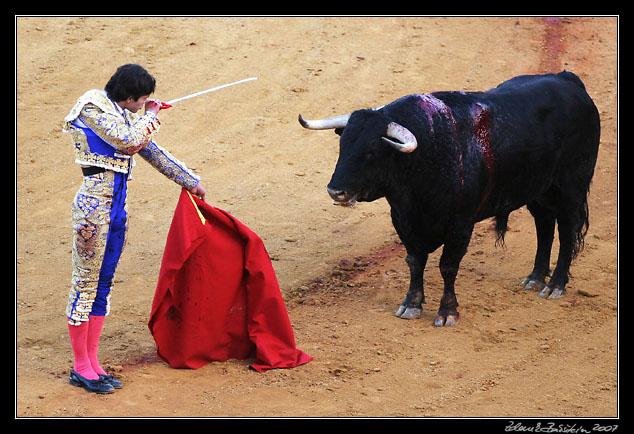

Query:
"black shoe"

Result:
[[69, 370, 114, 394], [99, 374, 123, 389]]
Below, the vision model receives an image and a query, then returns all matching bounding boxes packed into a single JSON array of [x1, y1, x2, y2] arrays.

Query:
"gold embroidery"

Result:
[[67, 172, 121, 325], [64, 89, 160, 174]]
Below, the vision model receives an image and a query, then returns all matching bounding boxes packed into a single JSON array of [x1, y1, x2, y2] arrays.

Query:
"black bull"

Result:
[[298, 71, 600, 326]]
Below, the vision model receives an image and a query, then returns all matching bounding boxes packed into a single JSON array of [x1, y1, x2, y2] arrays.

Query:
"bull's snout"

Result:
[[327, 186, 347, 201], [327, 186, 357, 207]]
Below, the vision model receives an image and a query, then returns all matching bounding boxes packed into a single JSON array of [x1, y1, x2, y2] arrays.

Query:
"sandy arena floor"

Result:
[[16, 16, 618, 418]]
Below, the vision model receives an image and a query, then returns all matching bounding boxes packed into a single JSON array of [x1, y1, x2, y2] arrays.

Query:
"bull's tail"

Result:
[[494, 212, 509, 248], [571, 194, 590, 260]]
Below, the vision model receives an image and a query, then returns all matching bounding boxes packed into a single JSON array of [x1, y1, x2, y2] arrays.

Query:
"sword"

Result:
[[155, 77, 258, 108]]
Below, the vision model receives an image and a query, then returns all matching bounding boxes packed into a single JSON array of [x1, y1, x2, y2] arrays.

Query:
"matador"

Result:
[[62, 64, 206, 394]]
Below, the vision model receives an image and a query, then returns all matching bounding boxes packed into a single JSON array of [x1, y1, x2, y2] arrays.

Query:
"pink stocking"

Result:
[[68, 320, 99, 380], [87, 314, 108, 376]]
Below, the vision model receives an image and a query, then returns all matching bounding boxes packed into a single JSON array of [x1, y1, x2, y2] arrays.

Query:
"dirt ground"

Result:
[[16, 16, 618, 419]]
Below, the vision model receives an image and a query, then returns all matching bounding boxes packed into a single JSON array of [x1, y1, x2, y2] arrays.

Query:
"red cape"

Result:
[[148, 189, 312, 372]]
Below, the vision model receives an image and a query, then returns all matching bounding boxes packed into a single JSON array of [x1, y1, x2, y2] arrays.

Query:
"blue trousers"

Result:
[[93, 171, 127, 315], [67, 171, 128, 324]]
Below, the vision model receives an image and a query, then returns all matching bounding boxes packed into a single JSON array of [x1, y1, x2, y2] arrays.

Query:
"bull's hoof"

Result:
[[538, 285, 566, 300], [394, 305, 423, 319], [434, 312, 460, 327], [519, 277, 546, 292]]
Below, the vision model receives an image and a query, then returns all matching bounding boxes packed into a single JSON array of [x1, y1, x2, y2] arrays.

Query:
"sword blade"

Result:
[[165, 77, 258, 105]]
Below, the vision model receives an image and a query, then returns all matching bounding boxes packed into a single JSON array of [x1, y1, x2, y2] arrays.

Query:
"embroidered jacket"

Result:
[[63, 89, 200, 189]]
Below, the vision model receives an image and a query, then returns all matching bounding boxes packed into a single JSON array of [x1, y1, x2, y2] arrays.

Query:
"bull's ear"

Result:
[[334, 127, 345, 136]]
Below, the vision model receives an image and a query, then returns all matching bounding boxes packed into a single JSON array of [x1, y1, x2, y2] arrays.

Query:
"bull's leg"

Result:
[[538, 217, 575, 299], [520, 202, 556, 292], [539, 205, 583, 300], [434, 231, 472, 327], [395, 254, 427, 319], [537, 191, 590, 300]]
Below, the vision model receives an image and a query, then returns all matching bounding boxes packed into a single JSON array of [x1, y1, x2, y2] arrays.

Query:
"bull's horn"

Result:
[[383, 122, 418, 153], [298, 113, 350, 130]]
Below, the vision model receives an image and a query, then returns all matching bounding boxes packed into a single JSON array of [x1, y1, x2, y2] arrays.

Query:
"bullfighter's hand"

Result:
[[190, 183, 207, 202]]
